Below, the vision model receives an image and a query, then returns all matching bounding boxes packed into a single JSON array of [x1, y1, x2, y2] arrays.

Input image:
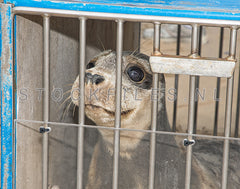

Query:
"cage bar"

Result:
[[112, 19, 124, 189], [221, 26, 237, 189], [235, 72, 240, 137], [14, 119, 240, 142], [5, 2, 240, 189], [76, 17, 87, 189], [193, 26, 202, 134], [214, 27, 224, 136], [148, 22, 161, 189], [172, 24, 181, 132], [42, 14, 50, 189], [185, 24, 199, 189]]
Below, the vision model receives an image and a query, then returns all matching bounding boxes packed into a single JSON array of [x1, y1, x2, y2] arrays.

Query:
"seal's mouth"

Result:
[[85, 104, 134, 116]]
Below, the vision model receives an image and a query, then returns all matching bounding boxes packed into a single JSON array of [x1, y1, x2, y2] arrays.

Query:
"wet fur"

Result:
[[72, 50, 240, 189]]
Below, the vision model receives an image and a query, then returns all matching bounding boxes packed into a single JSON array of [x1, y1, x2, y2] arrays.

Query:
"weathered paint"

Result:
[[13, 14, 17, 189], [1, 3, 14, 189], [4, 0, 240, 21], [150, 55, 236, 77]]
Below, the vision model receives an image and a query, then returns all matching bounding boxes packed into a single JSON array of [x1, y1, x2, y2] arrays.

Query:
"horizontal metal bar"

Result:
[[14, 119, 240, 142], [13, 7, 240, 27], [150, 56, 235, 77]]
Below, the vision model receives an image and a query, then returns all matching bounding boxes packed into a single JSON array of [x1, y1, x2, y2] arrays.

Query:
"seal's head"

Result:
[[72, 50, 165, 154]]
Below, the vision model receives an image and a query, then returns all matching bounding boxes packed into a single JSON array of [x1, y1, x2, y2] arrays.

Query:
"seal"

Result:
[[71, 50, 240, 189]]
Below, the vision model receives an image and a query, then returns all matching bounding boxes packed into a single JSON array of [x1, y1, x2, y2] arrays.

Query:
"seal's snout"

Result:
[[85, 72, 105, 85]]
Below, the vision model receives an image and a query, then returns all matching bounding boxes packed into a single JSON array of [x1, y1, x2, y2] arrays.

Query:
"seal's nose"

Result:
[[85, 73, 105, 85]]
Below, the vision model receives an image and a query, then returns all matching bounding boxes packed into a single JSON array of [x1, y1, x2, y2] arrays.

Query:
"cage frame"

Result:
[[1, 1, 240, 189]]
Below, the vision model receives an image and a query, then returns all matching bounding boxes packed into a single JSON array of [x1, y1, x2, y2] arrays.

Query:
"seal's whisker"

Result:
[[56, 95, 71, 116], [59, 95, 71, 108], [97, 35, 106, 51], [133, 51, 141, 57], [130, 46, 140, 56], [60, 83, 76, 88], [63, 89, 72, 96], [73, 104, 77, 117], [62, 100, 73, 120], [65, 83, 75, 87], [66, 101, 73, 115]]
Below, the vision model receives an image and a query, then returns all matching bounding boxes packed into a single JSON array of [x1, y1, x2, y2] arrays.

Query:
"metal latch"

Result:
[[39, 126, 51, 133], [183, 139, 195, 146]]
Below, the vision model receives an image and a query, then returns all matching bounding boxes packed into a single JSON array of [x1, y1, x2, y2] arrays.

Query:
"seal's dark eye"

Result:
[[86, 61, 95, 69], [127, 66, 144, 82]]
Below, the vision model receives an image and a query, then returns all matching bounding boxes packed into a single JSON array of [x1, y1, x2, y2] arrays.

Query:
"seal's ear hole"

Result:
[[127, 66, 145, 83], [86, 61, 95, 69]]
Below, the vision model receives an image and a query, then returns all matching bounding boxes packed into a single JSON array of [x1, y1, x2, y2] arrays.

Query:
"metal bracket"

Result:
[[150, 55, 236, 78], [183, 139, 195, 146], [39, 126, 51, 134]]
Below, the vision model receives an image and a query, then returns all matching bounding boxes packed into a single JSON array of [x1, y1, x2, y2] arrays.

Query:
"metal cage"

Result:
[[1, 1, 240, 189]]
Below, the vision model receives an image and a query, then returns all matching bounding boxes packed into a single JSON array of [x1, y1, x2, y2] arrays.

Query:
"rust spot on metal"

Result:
[[152, 50, 162, 56], [188, 53, 200, 59]]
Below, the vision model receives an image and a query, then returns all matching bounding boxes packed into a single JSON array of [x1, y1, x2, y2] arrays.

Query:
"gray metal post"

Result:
[[172, 25, 181, 132], [77, 17, 87, 189], [149, 22, 161, 189], [214, 27, 224, 136], [221, 26, 237, 189], [42, 14, 50, 189], [112, 19, 124, 189], [185, 24, 199, 189]]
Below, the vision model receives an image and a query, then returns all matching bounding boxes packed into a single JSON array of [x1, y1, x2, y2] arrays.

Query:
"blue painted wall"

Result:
[[1, 0, 240, 189], [1, 3, 14, 189], [4, 0, 240, 21]]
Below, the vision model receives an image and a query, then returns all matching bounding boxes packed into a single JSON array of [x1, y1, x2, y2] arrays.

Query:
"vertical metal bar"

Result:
[[42, 14, 50, 189], [198, 26, 203, 56], [149, 22, 160, 189], [193, 77, 199, 134], [214, 27, 224, 136], [172, 24, 181, 132], [234, 28, 240, 138], [222, 77, 234, 189], [235, 71, 240, 138], [112, 19, 124, 189], [77, 17, 86, 189], [0, 4, 14, 189], [221, 26, 237, 189], [214, 77, 221, 135], [185, 24, 199, 189], [193, 26, 202, 134]]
